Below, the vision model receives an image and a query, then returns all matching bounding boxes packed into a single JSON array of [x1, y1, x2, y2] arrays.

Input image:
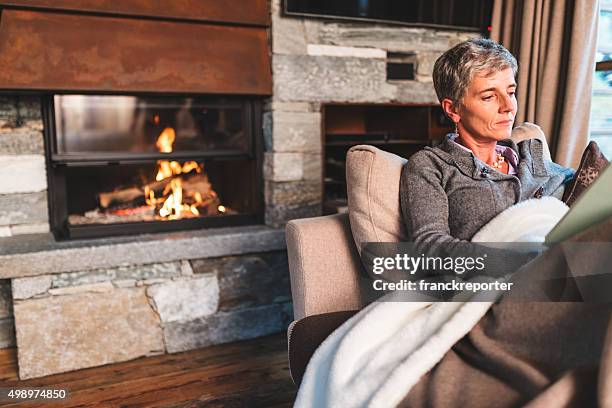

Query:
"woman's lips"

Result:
[[496, 120, 513, 126]]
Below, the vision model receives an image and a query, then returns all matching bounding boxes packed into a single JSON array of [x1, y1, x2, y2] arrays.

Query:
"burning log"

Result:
[[98, 187, 143, 209], [98, 178, 172, 208], [98, 173, 217, 209], [83, 127, 231, 225], [181, 174, 214, 198]]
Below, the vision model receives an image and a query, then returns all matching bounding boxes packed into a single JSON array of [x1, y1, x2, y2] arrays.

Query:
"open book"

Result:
[[545, 164, 612, 244]]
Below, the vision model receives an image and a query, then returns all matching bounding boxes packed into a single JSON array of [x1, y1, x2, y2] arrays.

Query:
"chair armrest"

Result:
[[286, 213, 365, 320], [287, 310, 358, 385]]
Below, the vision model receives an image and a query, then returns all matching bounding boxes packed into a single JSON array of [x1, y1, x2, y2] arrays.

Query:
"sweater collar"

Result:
[[447, 133, 519, 173], [430, 134, 549, 180]]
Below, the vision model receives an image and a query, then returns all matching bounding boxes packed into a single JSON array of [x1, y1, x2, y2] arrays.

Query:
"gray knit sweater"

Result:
[[399, 136, 574, 276]]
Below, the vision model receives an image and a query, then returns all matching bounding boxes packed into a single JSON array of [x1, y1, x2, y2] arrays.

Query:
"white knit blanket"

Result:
[[294, 197, 569, 408]]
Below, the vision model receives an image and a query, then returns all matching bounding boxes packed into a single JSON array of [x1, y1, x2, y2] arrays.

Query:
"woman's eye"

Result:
[[508, 91, 516, 96], [482, 95, 494, 101]]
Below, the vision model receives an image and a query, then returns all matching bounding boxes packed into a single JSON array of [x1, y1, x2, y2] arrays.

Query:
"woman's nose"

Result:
[[499, 94, 514, 113]]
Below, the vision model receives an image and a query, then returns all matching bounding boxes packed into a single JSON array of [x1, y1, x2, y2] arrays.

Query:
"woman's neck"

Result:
[[454, 132, 498, 166]]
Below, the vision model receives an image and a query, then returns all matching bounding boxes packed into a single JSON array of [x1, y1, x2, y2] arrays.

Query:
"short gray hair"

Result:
[[432, 38, 518, 107]]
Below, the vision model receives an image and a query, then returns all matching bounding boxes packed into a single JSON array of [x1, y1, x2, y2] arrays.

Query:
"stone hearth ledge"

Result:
[[0, 225, 286, 279]]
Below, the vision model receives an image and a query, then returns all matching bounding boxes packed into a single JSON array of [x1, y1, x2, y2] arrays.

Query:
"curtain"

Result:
[[491, 0, 600, 168]]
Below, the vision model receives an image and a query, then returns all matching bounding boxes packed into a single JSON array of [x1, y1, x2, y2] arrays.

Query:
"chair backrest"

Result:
[[346, 145, 408, 256], [510, 122, 552, 161]]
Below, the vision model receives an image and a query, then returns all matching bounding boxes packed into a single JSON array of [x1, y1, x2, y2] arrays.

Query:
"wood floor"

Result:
[[0, 333, 297, 407]]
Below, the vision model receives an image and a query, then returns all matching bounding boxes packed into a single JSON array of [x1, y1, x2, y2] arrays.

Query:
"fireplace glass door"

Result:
[[45, 95, 263, 239]]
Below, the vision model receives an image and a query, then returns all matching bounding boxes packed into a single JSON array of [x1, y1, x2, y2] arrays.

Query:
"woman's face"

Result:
[[450, 67, 517, 141]]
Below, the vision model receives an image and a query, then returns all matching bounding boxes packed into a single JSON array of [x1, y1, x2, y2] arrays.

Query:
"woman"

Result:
[[400, 39, 574, 259], [395, 39, 608, 408]]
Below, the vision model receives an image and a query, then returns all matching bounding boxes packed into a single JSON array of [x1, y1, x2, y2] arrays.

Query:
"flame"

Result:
[[182, 161, 201, 174], [159, 178, 183, 219], [155, 127, 178, 181], [146, 127, 221, 220], [156, 178, 203, 219], [156, 160, 202, 182], [144, 186, 154, 206], [156, 127, 175, 153], [153, 127, 202, 182], [156, 161, 171, 181]]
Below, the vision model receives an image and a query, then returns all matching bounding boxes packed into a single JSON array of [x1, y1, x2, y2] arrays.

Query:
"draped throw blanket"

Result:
[[294, 197, 569, 408]]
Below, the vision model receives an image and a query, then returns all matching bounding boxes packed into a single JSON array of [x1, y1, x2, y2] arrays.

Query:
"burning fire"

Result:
[[145, 127, 226, 219], [78, 126, 231, 226], [154, 127, 199, 181]]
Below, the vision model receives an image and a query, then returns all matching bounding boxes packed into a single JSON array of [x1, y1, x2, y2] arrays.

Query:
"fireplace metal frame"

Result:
[[42, 93, 265, 240]]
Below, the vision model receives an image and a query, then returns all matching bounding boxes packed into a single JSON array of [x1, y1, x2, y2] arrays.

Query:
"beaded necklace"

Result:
[[491, 152, 506, 170]]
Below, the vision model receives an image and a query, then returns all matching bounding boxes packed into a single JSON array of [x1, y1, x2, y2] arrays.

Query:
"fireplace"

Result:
[[44, 94, 264, 239]]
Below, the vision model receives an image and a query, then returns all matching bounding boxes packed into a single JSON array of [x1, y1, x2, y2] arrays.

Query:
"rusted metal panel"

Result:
[[0, 10, 272, 94], [0, 0, 270, 26]]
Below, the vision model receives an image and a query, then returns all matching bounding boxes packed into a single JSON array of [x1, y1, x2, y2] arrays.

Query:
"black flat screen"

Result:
[[284, 0, 493, 32]]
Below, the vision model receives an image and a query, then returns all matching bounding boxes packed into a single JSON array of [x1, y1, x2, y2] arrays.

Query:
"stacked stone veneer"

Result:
[[0, 96, 49, 237], [0, 96, 49, 350], [264, 0, 476, 227], [11, 252, 291, 379]]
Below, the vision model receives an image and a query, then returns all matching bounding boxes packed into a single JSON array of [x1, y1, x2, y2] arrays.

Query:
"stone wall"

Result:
[[11, 251, 292, 379], [0, 96, 49, 350], [0, 96, 49, 237], [265, 0, 476, 226]]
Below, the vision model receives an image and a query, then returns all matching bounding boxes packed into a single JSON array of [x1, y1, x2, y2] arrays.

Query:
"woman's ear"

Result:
[[441, 98, 461, 124]]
